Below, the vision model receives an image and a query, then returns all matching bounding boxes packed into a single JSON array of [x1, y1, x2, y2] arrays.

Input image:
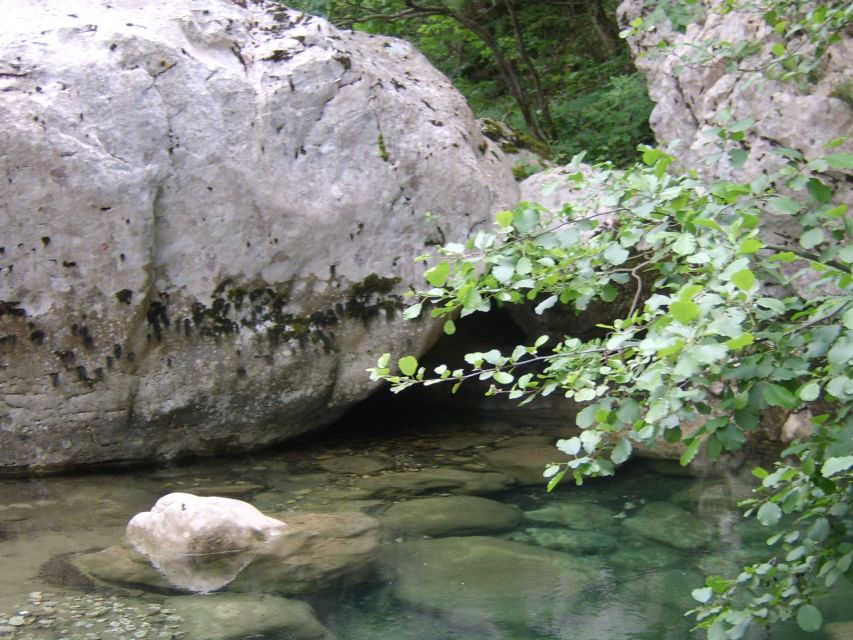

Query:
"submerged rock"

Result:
[[0, 0, 518, 473], [507, 527, 618, 554], [357, 467, 515, 498], [168, 593, 335, 640], [481, 445, 560, 485], [383, 536, 606, 637], [232, 511, 380, 595], [382, 495, 522, 538], [523, 502, 616, 530], [622, 502, 714, 551]]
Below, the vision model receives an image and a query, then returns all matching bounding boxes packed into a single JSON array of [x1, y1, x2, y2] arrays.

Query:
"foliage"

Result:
[[368, 0, 853, 636], [285, 0, 654, 165]]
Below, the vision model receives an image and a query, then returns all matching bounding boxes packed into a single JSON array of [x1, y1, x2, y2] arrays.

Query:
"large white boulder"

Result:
[[126, 492, 287, 592], [0, 0, 518, 472]]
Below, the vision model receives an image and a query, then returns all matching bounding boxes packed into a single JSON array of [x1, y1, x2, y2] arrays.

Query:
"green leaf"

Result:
[[398, 356, 418, 376], [757, 502, 782, 527], [807, 178, 833, 203], [611, 438, 632, 465], [493, 371, 514, 384], [800, 228, 824, 250], [680, 439, 701, 466], [576, 404, 598, 429], [495, 210, 513, 227], [729, 148, 748, 167], [575, 388, 596, 402], [443, 320, 456, 335], [535, 295, 558, 315], [798, 381, 820, 402], [492, 264, 515, 283], [762, 383, 800, 410], [821, 456, 853, 478], [672, 234, 697, 256], [671, 300, 701, 324], [825, 152, 853, 169], [425, 262, 450, 287], [402, 303, 422, 320], [731, 269, 756, 291], [691, 587, 713, 604], [768, 196, 801, 215], [726, 332, 754, 350], [729, 118, 755, 133], [738, 238, 764, 254], [796, 604, 823, 632], [603, 243, 630, 265]]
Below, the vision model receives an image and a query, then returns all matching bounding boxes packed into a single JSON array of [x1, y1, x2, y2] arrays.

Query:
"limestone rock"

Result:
[[622, 502, 714, 551], [357, 467, 515, 497], [0, 0, 518, 473], [382, 495, 522, 537], [382, 536, 606, 636], [168, 593, 335, 640], [618, 0, 852, 211], [126, 493, 287, 592]]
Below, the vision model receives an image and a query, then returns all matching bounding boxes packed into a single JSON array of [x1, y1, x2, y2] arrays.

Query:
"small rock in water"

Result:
[[7, 616, 25, 626]]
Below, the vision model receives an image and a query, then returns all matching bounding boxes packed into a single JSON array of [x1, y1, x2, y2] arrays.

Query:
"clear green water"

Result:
[[0, 414, 849, 640]]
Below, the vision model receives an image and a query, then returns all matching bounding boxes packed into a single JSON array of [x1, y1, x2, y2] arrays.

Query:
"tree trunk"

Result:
[[504, 0, 558, 139]]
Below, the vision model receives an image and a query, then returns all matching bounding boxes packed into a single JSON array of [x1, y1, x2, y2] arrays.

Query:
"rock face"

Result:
[[618, 0, 853, 202], [0, 0, 518, 473]]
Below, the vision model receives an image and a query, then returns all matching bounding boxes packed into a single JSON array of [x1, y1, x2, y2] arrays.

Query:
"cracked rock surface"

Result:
[[0, 0, 518, 472]]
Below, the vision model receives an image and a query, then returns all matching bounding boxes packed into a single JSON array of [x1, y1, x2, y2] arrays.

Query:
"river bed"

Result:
[[0, 411, 850, 640]]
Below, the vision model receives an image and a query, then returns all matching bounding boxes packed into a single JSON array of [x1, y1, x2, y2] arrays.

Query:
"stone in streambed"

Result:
[[357, 467, 514, 498], [481, 445, 560, 485], [507, 527, 618, 554], [523, 502, 616, 530], [168, 593, 334, 640], [622, 502, 714, 550], [383, 536, 606, 635], [382, 496, 522, 538]]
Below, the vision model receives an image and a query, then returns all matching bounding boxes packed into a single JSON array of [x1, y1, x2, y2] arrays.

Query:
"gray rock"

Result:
[[357, 467, 515, 497], [622, 502, 714, 550], [382, 496, 522, 537], [507, 527, 618, 554], [168, 593, 334, 640], [317, 456, 391, 475], [383, 536, 606, 636], [523, 502, 617, 530], [0, 0, 518, 473]]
